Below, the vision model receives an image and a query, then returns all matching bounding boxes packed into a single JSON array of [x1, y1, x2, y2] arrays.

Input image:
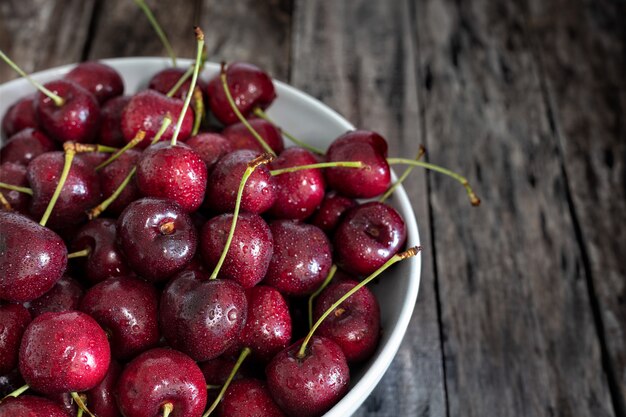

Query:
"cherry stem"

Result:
[[209, 153, 274, 280], [308, 264, 338, 329], [206, 384, 221, 390], [171, 27, 204, 147], [0, 384, 29, 402], [71, 392, 95, 417], [95, 131, 146, 171], [297, 246, 421, 359], [151, 115, 173, 146], [386, 157, 481, 206], [87, 166, 137, 220], [0, 49, 65, 106], [133, 0, 177, 66], [253, 107, 325, 155], [162, 402, 174, 417], [220, 64, 276, 156], [379, 145, 426, 202], [40, 143, 76, 227], [202, 347, 252, 417], [68, 248, 91, 259], [166, 65, 194, 97], [0, 182, 33, 195], [0, 192, 12, 211], [160, 221, 176, 235], [77, 408, 84, 417], [270, 161, 363, 176], [192, 87, 204, 136]]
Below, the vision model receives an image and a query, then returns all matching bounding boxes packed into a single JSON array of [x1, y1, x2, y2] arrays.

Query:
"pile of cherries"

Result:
[[0, 25, 476, 417]]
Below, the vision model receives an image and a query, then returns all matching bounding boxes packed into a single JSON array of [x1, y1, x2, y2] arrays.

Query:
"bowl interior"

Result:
[[0, 57, 421, 416]]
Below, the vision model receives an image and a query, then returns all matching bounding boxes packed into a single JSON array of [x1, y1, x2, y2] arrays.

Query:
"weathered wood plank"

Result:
[[292, 1, 448, 416], [526, 0, 626, 410], [0, 0, 96, 82], [415, 0, 615, 416]]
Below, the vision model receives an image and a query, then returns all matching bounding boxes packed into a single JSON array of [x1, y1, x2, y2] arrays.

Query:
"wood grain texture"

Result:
[[526, 0, 626, 410], [292, 1, 448, 416], [0, 0, 95, 82]]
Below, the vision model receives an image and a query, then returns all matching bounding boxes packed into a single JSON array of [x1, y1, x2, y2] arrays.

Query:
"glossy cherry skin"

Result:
[[117, 348, 207, 417], [99, 149, 142, 216], [264, 220, 332, 296], [65, 61, 124, 105], [200, 212, 273, 288], [199, 354, 255, 386], [0, 162, 30, 214], [27, 275, 83, 318], [99, 95, 131, 147], [222, 119, 284, 155], [35, 79, 100, 144], [160, 271, 247, 361], [207, 62, 276, 126], [204, 149, 276, 214], [325, 130, 391, 198], [0, 304, 31, 374], [136, 142, 207, 213], [80, 276, 159, 359], [185, 132, 234, 171], [148, 67, 208, 100], [0, 128, 57, 166], [266, 336, 350, 417], [0, 212, 67, 302], [334, 201, 407, 276], [121, 90, 193, 148], [268, 147, 326, 220], [0, 395, 70, 417], [19, 311, 111, 395], [1, 95, 38, 138], [218, 379, 286, 417], [117, 198, 197, 281], [314, 279, 381, 362], [310, 191, 358, 234], [27, 151, 101, 229], [87, 359, 122, 417]]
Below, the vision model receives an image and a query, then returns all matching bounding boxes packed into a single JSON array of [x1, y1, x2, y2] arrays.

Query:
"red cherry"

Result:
[[98, 149, 142, 216], [0, 128, 57, 166], [99, 95, 131, 147], [0, 395, 69, 417], [186, 132, 234, 171], [218, 379, 286, 417], [1, 95, 38, 138], [0, 304, 31, 375], [310, 191, 358, 234], [0, 162, 31, 214], [65, 61, 124, 105], [222, 119, 284, 154], [86, 359, 122, 417], [27, 275, 83, 318], [148, 67, 207, 100]]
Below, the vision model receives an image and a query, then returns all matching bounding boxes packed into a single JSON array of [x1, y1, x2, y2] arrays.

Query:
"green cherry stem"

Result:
[[171, 27, 204, 147], [0, 182, 33, 195], [150, 115, 173, 146], [308, 264, 338, 329], [379, 145, 426, 202], [77, 408, 84, 417], [0, 192, 12, 211], [0, 49, 64, 106], [252, 107, 325, 155], [133, 0, 177, 66], [166, 66, 194, 97], [87, 166, 137, 220], [220, 64, 276, 156], [209, 153, 274, 280], [70, 392, 95, 417], [162, 402, 174, 417], [95, 131, 146, 171], [0, 384, 29, 401], [39, 143, 77, 227], [297, 246, 421, 359], [67, 248, 91, 259], [192, 87, 204, 136], [386, 158, 480, 206], [202, 347, 252, 417], [206, 384, 221, 390], [270, 161, 363, 176]]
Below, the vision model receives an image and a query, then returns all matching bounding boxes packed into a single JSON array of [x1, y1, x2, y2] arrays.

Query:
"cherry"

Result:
[[334, 201, 406, 276], [0, 369, 25, 399], [200, 212, 273, 288], [313, 279, 381, 362], [117, 197, 197, 281], [148, 67, 207, 100], [86, 359, 122, 417], [80, 275, 159, 359], [27, 275, 83, 318], [205, 149, 276, 214], [207, 62, 276, 126], [76, 151, 111, 167], [0, 128, 57, 166], [185, 132, 234, 171], [0, 304, 31, 375], [218, 379, 286, 417], [117, 348, 207, 417], [19, 311, 110, 395], [0, 395, 69, 417], [65, 61, 124, 105], [200, 355, 255, 387], [98, 149, 142, 216], [1, 95, 37, 138], [310, 191, 357, 234], [99, 95, 131, 147], [264, 220, 332, 296], [0, 162, 31, 214], [0, 212, 67, 302], [222, 119, 284, 155]]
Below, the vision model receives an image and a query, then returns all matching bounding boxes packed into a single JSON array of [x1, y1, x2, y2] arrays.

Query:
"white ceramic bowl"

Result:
[[0, 57, 421, 416]]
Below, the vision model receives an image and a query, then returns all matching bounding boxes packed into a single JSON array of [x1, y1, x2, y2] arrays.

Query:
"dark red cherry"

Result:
[[80, 276, 159, 359], [0, 304, 31, 375], [222, 119, 284, 154], [136, 142, 207, 213], [204, 149, 276, 214], [0, 128, 56, 166], [117, 348, 207, 417], [314, 279, 381, 362], [310, 191, 358, 234], [0, 162, 30, 214], [207, 62, 276, 126], [199, 355, 254, 387], [266, 336, 350, 417], [65, 61, 124, 105], [148, 67, 208, 100], [117, 198, 197, 281], [0, 212, 67, 302], [263, 220, 332, 296], [35, 79, 100, 144], [186, 132, 234, 170], [218, 379, 286, 417], [334, 201, 407, 276], [1, 95, 37, 138], [99, 95, 131, 147], [19, 311, 111, 395], [86, 359, 122, 417], [76, 151, 110, 167], [200, 212, 273, 288], [27, 275, 83, 318], [268, 147, 326, 220], [99, 149, 142, 216], [0, 395, 69, 417]]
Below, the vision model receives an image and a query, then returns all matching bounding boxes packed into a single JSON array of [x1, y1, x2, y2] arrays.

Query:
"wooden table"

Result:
[[1, 1, 624, 416]]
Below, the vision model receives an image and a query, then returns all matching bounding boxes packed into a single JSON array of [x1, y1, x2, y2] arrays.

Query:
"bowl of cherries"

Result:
[[0, 26, 478, 417]]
